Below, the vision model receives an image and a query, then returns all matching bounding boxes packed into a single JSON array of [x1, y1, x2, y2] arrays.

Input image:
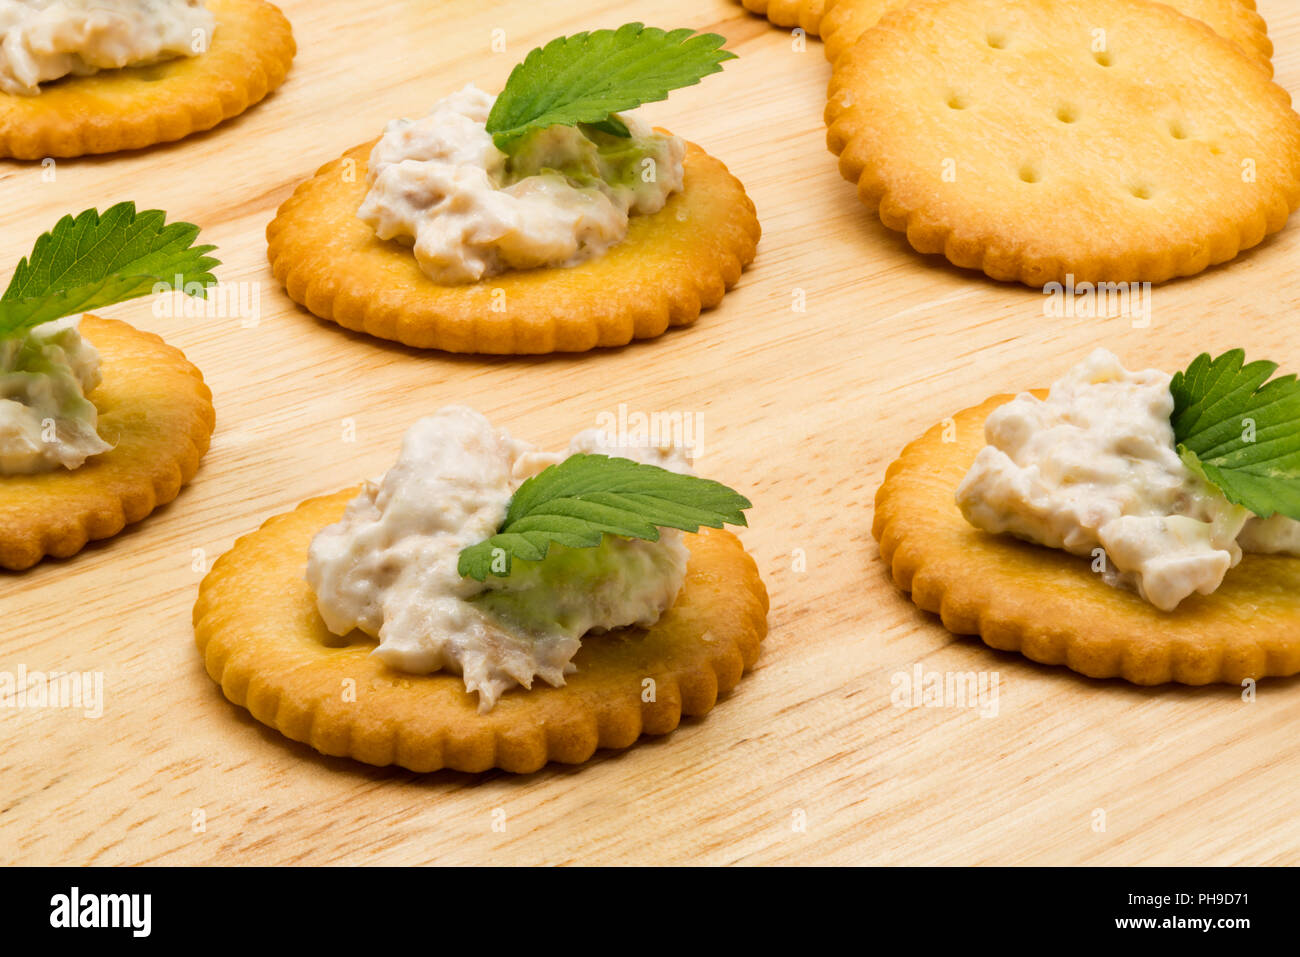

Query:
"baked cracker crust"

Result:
[[193, 489, 770, 773], [825, 0, 1300, 286], [821, 0, 1275, 72], [821, 0, 907, 64], [266, 136, 760, 354], [738, 0, 827, 36], [0, 314, 215, 570], [873, 393, 1300, 686], [0, 0, 295, 160]]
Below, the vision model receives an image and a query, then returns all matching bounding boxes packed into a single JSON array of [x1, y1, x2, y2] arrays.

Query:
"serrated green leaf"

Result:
[[485, 22, 734, 150], [457, 453, 751, 580], [1170, 350, 1300, 520], [0, 202, 219, 339]]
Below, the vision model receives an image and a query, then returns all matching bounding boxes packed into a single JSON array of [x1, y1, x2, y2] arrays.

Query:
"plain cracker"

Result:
[[0, 315, 215, 570], [193, 489, 770, 773], [825, 0, 1300, 285], [873, 392, 1300, 685], [266, 136, 760, 354], [821, 0, 1275, 72], [737, 0, 827, 35], [0, 0, 295, 159], [821, 0, 908, 63]]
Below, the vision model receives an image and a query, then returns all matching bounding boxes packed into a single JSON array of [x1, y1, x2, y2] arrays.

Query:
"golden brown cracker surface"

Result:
[[266, 137, 760, 354], [1166, 0, 1275, 74], [825, 0, 1300, 286], [0, 0, 295, 159], [738, 0, 827, 35], [821, 0, 907, 63], [822, 0, 1275, 71], [0, 315, 215, 570], [193, 489, 770, 773], [873, 392, 1300, 686]]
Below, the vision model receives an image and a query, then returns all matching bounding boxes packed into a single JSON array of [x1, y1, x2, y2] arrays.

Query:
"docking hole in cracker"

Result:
[[821, 0, 1275, 70], [825, 0, 1300, 286], [874, 348, 1300, 686], [194, 407, 769, 773], [0, 203, 218, 569], [0, 0, 295, 160], [266, 23, 760, 354]]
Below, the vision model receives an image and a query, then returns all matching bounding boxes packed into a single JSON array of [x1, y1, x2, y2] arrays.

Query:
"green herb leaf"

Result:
[[0, 202, 219, 339], [458, 453, 751, 580], [1170, 350, 1300, 521], [484, 22, 735, 150]]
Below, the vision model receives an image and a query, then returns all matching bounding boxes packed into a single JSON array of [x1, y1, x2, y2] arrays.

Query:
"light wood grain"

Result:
[[2, 0, 1299, 866]]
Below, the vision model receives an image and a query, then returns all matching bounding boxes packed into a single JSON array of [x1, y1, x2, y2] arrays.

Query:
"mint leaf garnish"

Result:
[[0, 202, 218, 339], [484, 23, 735, 150], [458, 453, 751, 580], [1170, 350, 1300, 521]]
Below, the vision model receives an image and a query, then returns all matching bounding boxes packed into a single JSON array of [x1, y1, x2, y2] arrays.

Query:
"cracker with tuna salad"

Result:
[[1, 315, 215, 569], [0, 0, 295, 160], [194, 408, 768, 774], [825, 0, 1300, 285], [265, 24, 760, 355], [267, 137, 759, 354], [874, 351, 1300, 686], [0, 205, 217, 570]]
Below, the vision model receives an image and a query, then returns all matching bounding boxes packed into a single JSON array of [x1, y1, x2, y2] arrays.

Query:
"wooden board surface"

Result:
[[3, 0, 1300, 866]]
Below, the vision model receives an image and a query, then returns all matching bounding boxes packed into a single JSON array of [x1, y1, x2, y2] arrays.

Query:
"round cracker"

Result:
[[193, 490, 770, 773], [0, 0, 295, 160], [1160, 0, 1275, 74], [821, 0, 908, 64], [873, 392, 1300, 686], [0, 314, 215, 570], [266, 136, 760, 354], [825, 0, 1300, 285], [737, 0, 827, 35], [822, 0, 1275, 72]]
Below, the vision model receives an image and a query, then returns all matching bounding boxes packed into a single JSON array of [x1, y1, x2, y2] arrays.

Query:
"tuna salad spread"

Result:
[[0, 315, 110, 474], [356, 84, 687, 285], [306, 406, 696, 711], [0, 0, 214, 96], [956, 349, 1300, 611]]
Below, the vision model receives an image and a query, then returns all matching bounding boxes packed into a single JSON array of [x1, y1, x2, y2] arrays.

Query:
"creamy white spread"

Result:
[[0, 0, 214, 96], [956, 349, 1300, 611], [0, 316, 110, 473], [306, 406, 692, 711], [357, 84, 687, 284]]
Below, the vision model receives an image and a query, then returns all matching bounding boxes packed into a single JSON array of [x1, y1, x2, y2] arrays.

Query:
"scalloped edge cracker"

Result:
[[0, 315, 215, 570], [266, 136, 760, 354], [0, 0, 295, 159], [821, 0, 1274, 71], [825, 0, 1300, 285], [194, 490, 770, 773], [738, 0, 827, 36], [821, 0, 906, 63], [873, 392, 1300, 686]]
